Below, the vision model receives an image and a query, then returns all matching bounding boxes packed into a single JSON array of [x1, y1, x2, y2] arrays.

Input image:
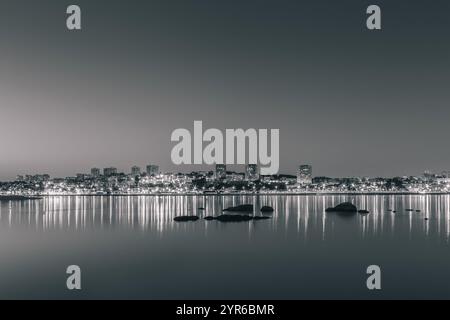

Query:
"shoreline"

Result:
[[0, 195, 44, 201], [2, 192, 450, 198]]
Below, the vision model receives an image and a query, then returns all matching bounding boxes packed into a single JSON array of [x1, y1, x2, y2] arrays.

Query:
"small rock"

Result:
[[174, 216, 199, 222], [358, 210, 370, 214]]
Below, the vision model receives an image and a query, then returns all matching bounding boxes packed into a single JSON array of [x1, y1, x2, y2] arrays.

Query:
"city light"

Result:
[[2, 166, 450, 196]]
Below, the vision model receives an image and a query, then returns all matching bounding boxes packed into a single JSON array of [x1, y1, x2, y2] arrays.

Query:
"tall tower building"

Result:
[[131, 166, 141, 177], [91, 168, 100, 177], [297, 165, 313, 185], [215, 164, 227, 180], [245, 164, 259, 181], [146, 165, 159, 176], [103, 167, 118, 177]]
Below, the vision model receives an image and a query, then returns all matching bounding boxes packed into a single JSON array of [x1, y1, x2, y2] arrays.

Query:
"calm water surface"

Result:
[[0, 195, 449, 299]]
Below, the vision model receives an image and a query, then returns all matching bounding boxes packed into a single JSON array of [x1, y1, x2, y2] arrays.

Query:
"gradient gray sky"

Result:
[[1, 0, 449, 180]]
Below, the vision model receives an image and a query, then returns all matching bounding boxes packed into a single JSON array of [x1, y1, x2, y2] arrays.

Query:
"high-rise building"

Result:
[[245, 164, 259, 181], [103, 167, 117, 177], [146, 165, 159, 176], [131, 166, 141, 177], [297, 165, 313, 185], [215, 164, 227, 180], [424, 170, 436, 181], [91, 168, 100, 177]]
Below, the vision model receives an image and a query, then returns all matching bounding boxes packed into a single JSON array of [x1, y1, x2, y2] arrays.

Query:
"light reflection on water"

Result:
[[1, 194, 450, 299], [1, 195, 449, 242]]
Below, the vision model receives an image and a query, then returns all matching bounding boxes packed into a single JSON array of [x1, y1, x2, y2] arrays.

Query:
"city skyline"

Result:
[[8, 162, 450, 181], [7, 163, 450, 181], [4, 161, 450, 196]]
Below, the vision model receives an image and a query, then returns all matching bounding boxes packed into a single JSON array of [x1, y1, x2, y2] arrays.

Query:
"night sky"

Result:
[[0, 0, 449, 180]]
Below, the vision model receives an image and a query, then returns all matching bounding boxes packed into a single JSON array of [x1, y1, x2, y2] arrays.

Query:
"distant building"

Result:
[[29, 174, 50, 182], [146, 165, 159, 176], [131, 166, 141, 177], [16, 175, 24, 181], [245, 164, 259, 181], [297, 165, 313, 185], [91, 168, 101, 177], [437, 177, 450, 184], [424, 170, 436, 181], [226, 171, 245, 181], [103, 167, 117, 177], [215, 164, 227, 180]]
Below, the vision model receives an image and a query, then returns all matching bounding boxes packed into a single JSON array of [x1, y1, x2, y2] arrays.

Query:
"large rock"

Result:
[[261, 206, 274, 213], [174, 216, 199, 222], [223, 204, 253, 213], [325, 202, 357, 213], [204, 215, 271, 222]]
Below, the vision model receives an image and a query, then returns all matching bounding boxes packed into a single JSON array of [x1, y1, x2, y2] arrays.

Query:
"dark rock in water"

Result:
[[424, 217, 429, 221], [204, 215, 271, 222], [223, 204, 253, 213], [198, 207, 205, 210], [416, 210, 421, 213], [358, 210, 370, 214], [392, 210, 397, 213], [215, 214, 253, 222], [174, 216, 199, 222], [0, 195, 43, 201], [253, 216, 271, 221], [261, 206, 274, 213], [325, 202, 357, 213], [406, 209, 414, 212]]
